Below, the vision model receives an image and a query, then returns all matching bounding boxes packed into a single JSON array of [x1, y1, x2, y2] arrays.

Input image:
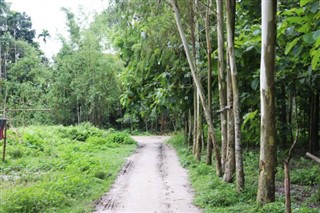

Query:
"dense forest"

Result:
[[0, 0, 319, 212]]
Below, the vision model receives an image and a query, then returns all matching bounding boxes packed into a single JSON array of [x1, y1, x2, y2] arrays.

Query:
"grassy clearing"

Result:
[[168, 133, 319, 213], [0, 123, 137, 213]]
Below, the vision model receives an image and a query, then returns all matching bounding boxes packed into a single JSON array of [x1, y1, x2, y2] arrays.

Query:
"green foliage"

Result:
[[0, 125, 137, 212], [241, 110, 260, 146], [106, 0, 192, 132], [167, 133, 319, 213], [105, 132, 136, 144]]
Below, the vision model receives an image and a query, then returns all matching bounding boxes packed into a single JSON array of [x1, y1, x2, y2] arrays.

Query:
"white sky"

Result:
[[8, 0, 109, 58]]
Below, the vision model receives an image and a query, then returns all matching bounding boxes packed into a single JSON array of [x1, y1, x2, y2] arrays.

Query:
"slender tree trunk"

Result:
[[206, 0, 213, 165], [284, 160, 291, 213], [195, 0, 202, 161], [257, 0, 277, 205], [225, 0, 244, 191], [14, 29, 17, 63], [169, 0, 222, 176], [288, 91, 293, 144], [190, 0, 198, 155], [215, 0, 228, 170], [193, 87, 197, 154], [309, 92, 319, 154], [196, 93, 203, 161], [223, 54, 235, 182], [188, 109, 193, 147], [191, 0, 203, 161], [280, 85, 287, 149]]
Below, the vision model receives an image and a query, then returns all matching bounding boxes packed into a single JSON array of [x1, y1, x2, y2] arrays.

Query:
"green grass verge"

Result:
[[0, 123, 137, 213], [167, 133, 319, 213]]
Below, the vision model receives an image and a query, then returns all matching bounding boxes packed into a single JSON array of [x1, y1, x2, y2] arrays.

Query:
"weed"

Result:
[[167, 133, 319, 213], [0, 125, 137, 212]]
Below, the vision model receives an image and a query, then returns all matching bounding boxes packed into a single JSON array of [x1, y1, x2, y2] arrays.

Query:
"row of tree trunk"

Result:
[[169, 0, 277, 205]]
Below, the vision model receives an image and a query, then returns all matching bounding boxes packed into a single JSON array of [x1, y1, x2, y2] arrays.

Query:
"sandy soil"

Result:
[[94, 136, 201, 213]]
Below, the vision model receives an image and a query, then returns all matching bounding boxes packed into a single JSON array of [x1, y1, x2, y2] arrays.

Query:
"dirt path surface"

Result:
[[94, 136, 201, 213]]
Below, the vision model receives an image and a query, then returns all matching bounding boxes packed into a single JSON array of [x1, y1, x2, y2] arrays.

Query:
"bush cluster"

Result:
[[0, 124, 137, 213]]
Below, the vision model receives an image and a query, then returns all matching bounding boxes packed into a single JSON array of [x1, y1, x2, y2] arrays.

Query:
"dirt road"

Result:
[[94, 136, 201, 213]]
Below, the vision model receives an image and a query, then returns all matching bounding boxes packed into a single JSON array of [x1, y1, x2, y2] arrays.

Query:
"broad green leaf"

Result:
[[303, 32, 315, 45], [286, 16, 305, 24], [300, 0, 314, 6], [311, 49, 320, 70], [310, 2, 319, 13], [285, 37, 300, 55], [316, 37, 320, 48], [297, 23, 310, 33], [285, 26, 295, 36], [251, 78, 259, 90], [313, 29, 320, 40]]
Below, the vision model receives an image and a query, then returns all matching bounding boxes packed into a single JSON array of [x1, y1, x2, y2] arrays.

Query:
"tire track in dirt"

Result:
[[94, 136, 201, 213]]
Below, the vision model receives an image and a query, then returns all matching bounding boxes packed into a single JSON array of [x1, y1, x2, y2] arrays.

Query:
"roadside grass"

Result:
[[0, 123, 137, 213], [167, 133, 319, 213]]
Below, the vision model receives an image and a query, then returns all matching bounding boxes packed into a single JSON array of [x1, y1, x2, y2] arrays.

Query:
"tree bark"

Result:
[[284, 160, 291, 213], [223, 52, 235, 183], [206, 0, 213, 165], [309, 92, 319, 154], [215, 0, 228, 170], [196, 93, 203, 161], [280, 85, 287, 149], [225, 0, 244, 192], [188, 109, 193, 147], [189, 0, 198, 155], [257, 0, 277, 205], [194, 0, 203, 161], [169, 0, 222, 176]]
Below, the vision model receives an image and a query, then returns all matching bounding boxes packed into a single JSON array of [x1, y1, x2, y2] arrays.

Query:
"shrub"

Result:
[[22, 133, 44, 151], [105, 132, 136, 144], [0, 185, 67, 213], [9, 149, 23, 159]]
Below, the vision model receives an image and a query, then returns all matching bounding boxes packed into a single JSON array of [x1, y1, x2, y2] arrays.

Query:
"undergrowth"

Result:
[[0, 123, 137, 213], [168, 133, 319, 213]]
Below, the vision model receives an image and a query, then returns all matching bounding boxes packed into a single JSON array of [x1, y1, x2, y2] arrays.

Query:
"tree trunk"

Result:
[[288, 91, 294, 144], [225, 0, 244, 191], [196, 93, 203, 161], [215, 0, 228, 170], [206, 0, 213, 165], [194, 0, 202, 161], [188, 109, 193, 147], [169, 0, 222, 176], [280, 85, 287, 149], [257, 0, 277, 205], [223, 53, 235, 182], [190, 0, 197, 155], [284, 160, 291, 213], [193, 87, 197, 154], [309, 92, 319, 154]]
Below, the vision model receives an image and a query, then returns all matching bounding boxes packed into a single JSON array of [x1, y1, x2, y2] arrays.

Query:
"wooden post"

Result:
[[1, 109, 7, 162], [2, 123, 6, 162]]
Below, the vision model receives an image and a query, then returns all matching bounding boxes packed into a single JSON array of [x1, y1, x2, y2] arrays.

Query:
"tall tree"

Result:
[[193, 0, 203, 161], [215, 0, 228, 170], [38, 29, 50, 43], [205, 0, 213, 165], [226, 0, 244, 191], [168, 0, 222, 176], [257, 0, 277, 205]]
